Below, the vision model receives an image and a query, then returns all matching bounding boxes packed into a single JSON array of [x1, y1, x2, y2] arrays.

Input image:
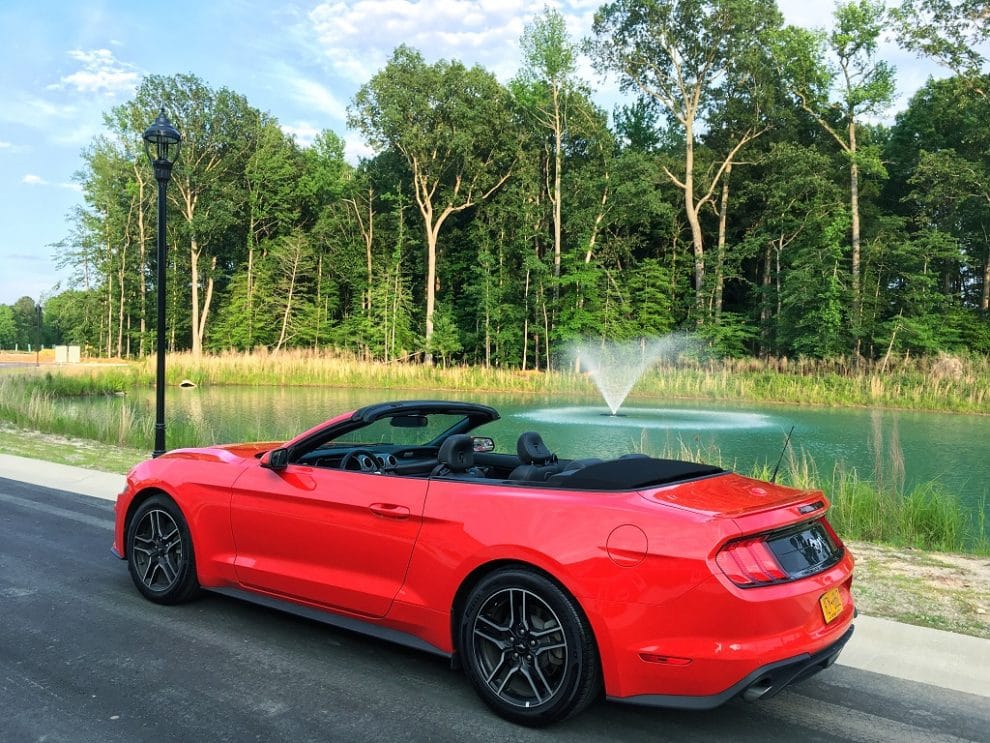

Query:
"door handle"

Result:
[[370, 503, 411, 519]]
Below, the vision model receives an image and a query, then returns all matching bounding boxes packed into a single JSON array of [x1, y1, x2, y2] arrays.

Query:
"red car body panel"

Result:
[[113, 406, 855, 707]]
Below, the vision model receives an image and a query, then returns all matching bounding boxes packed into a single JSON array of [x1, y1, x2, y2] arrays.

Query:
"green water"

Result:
[[88, 385, 990, 518]]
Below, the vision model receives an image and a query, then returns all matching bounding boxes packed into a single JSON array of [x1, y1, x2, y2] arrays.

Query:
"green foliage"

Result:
[[43, 17, 990, 366], [0, 305, 15, 347], [892, 0, 989, 80]]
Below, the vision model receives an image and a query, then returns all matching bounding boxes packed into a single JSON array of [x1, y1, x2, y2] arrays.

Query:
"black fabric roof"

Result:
[[351, 400, 499, 424], [547, 458, 724, 491]]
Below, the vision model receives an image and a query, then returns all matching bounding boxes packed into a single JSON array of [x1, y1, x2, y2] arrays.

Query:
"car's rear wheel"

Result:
[[127, 494, 199, 604], [459, 569, 601, 726]]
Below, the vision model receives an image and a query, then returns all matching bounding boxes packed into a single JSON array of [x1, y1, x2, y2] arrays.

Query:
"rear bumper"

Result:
[[610, 624, 854, 710]]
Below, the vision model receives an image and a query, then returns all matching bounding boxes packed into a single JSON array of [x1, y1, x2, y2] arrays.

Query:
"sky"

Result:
[[0, 0, 960, 306]]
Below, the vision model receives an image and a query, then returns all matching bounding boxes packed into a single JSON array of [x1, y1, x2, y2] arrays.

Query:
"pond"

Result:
[[96, 385, 990, 516]]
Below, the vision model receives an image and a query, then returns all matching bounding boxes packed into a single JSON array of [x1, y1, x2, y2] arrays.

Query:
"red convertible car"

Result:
[[113, 400, 855, 726]]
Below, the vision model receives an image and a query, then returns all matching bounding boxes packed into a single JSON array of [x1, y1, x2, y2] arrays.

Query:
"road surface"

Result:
[[1, 478, 987, 743]]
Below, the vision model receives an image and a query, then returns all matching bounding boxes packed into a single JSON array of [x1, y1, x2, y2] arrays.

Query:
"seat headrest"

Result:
[[517, 431, 554, 465], [437, 434, 475, 472]]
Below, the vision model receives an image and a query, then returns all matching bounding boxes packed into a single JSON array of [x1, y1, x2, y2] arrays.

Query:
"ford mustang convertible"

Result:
[[112, 400, 855, 726]]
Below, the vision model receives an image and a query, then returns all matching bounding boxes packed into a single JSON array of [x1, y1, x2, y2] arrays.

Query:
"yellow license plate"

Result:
[[819, 587, 844, 624]]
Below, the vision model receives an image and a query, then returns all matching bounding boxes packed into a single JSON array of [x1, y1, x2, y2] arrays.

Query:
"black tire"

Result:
[[459, 569, 602, 726], [126, 494, 199, 605]]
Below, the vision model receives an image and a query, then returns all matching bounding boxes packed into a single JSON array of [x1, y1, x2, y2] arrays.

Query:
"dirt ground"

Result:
[[849, 540, 990, 638]]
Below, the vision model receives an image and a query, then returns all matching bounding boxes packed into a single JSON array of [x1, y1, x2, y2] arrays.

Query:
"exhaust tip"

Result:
[[742, 680, 773, 702]]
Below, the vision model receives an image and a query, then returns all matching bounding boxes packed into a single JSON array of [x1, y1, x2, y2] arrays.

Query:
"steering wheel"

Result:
[[340, 449, 382, 473]]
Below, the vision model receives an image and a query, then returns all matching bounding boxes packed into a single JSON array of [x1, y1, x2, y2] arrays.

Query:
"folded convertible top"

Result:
[[547, 458, 725, 491]]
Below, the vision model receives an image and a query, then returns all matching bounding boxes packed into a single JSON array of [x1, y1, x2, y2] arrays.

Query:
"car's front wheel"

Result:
[[459, 569, 601, 726], [126, 494, 199, 604]]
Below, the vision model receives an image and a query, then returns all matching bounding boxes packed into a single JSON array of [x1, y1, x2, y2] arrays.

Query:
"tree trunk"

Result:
[[683, 132, 706, 321], [425, 223, 438, 365], [713, 162, 731, 323], [198, 257, 216, 353], [760, 241, 772, 356], [134, 165, 148, 358], [190, 243, 201, 357], [521, 268, 530, 371], [117, 238, 127, 358], [276, 247, 300, 353], [105, 219, 113, 359], [552, 83, 563, 315], [982, 250, 990, 313], [849, 120, 862, 353]]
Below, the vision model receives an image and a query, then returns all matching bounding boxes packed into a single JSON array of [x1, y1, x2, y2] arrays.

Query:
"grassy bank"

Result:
[[4, 349, 989, 413]]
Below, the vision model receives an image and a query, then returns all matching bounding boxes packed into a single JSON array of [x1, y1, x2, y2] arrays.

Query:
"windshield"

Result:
[[330, 413, 470, 447]]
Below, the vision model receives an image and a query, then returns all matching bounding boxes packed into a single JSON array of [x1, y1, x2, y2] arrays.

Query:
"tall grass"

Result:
[[128, 349, 989, 413], [747, 443, 988, 554], [17, 349, 987, 413]]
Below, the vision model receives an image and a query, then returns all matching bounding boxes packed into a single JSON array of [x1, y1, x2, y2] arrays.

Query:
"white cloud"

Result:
[[49, 48, 140, 97], [19, 174, 79, 191], [282, 121, 321, 146], [344, 131, 373, 164], [289, 76, 348, 120], [305, 0, 581, 84]]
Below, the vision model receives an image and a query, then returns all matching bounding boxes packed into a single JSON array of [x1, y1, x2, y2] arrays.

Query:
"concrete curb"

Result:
[[0, 453, 125, 500], [840, 615, 989, 697], [1, 452, 987, 699]]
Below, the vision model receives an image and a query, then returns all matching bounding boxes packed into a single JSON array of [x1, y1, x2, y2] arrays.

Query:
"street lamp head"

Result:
[[142, 107, 181, 180]]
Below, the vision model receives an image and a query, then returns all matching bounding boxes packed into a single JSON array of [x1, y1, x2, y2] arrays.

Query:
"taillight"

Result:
[[716, 536, 789, 587], [717, 518, 845, 588]]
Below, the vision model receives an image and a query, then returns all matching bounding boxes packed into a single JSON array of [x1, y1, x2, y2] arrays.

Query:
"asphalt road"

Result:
[[1, 478, 987, 743]]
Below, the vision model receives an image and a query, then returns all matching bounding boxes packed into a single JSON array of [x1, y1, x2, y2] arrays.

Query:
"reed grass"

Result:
[[123, 349, 989, 414], [19, 349, 987, 413]]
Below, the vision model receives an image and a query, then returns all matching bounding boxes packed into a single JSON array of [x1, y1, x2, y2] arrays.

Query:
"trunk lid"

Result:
[[639, 472, 825, 519]]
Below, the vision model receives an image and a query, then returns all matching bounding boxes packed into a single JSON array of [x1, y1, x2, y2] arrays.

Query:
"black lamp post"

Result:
[[143, 108, 181, 458], [35, 301, 42, 367]]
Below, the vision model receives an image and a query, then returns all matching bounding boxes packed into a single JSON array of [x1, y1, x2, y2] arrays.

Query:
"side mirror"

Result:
[[472, 436, 495, 453], [261, 448, 289, 471]]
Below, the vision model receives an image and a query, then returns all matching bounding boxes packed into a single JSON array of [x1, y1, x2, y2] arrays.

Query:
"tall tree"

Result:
[[892, 0, 989, 91], [349, 46, 519, 362], [110, 74, 264, 357], [589, 0, 782, 320], [775, 1, 896, 349], [517, 7, 581, 303]]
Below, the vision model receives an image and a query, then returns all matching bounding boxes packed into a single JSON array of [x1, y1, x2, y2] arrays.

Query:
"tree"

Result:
[[242, 121, 305, 349], [736, 141, 847, 355], [0, 305, 16, 348], [892, 0, 989, 90], [589, 0, 782, 320], [517, 7, 581, 302], [775, 2, 896, 349], [887, 75, 990, 315], [349, 46, 519, 363], [110, 74, 265, 357]]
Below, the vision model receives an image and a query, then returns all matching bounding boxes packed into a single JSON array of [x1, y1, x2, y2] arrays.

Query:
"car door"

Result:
[[228, 462, 428, 618]]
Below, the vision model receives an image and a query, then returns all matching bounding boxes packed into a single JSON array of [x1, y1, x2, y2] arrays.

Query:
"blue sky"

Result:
[[0, 0, 955, 306]]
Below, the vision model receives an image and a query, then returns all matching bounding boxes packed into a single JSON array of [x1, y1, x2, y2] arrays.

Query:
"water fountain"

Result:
[[568, 335, 696, 416]]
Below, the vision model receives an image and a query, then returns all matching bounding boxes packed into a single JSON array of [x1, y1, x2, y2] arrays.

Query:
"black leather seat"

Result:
[[431, 434, 485, 478], [509, 432, 563, 482]]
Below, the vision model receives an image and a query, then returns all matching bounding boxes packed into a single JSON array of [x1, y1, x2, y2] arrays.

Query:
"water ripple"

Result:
[[517, 406, 777, 430]]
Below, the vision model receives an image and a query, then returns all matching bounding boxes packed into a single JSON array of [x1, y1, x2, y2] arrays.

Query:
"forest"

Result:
[[3, 0, 988, 368]]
